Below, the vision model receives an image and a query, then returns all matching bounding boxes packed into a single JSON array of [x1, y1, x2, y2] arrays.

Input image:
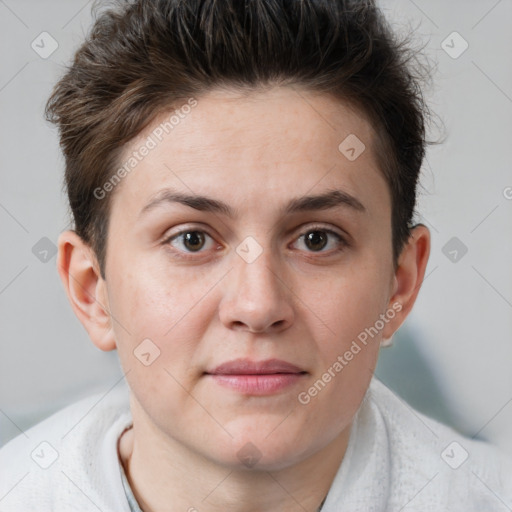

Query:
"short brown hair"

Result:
[[46, 0, 437, 278]]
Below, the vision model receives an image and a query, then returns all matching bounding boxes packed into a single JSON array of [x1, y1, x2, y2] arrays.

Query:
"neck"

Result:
[[118, 398, 351, 512]]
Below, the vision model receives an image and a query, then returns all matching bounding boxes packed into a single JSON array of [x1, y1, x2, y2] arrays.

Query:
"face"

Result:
[[101, 86, 398, 470]]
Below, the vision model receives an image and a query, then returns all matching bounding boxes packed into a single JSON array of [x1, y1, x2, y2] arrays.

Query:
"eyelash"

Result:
[[162, 224, 348, 261]]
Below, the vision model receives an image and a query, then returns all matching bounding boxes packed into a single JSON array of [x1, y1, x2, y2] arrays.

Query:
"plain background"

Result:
[[1, 0, 511, 456]]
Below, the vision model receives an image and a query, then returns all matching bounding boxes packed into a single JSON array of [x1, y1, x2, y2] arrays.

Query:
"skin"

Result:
[[57, 85, 430, 512]]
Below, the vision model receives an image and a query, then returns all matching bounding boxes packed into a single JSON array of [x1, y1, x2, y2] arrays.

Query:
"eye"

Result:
[[165, 230, 217, 254], [163, 225, 347, 260], [293, 227, 346, 253]]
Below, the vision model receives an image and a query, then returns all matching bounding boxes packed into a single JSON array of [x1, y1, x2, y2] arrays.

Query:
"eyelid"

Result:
[[161, 223, 215, 243], [295, 222, 346, 238]]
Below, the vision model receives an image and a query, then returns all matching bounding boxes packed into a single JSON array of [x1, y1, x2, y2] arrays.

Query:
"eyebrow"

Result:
[[139, 188, 366, 219]]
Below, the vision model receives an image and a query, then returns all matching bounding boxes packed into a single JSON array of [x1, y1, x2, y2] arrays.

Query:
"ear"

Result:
[[382, 224, 431, 340], [57, 230, 116, 351]]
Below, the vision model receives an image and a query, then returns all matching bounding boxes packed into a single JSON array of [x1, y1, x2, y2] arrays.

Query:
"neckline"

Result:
[[116, 424, 331, 512], [117, 425, 143, 512]]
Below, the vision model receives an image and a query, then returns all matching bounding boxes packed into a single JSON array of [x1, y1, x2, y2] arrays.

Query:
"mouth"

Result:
[[204, 358, 308, 395]]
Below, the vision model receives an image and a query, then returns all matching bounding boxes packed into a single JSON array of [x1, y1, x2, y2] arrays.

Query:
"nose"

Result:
[[218, 244, 295, 334]]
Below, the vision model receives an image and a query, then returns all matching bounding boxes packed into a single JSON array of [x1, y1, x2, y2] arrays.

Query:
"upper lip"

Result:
[[207, 358, 306, 375]]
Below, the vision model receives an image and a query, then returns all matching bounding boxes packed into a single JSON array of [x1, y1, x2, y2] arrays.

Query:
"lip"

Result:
[[207, 358, 306, 375], [205, 358, 307, 395]]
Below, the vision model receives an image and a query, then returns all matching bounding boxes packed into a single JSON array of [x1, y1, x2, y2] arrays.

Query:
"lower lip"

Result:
[[207, 373, 305, 395]]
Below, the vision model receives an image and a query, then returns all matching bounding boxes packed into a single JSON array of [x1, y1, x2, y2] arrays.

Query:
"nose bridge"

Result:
[[237, 244, 281, 299], [219, 237, 294, 333]]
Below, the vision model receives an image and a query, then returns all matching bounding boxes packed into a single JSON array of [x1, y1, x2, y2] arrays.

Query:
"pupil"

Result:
[[305, 231, 327, 251], [184, 231, 204, 251]]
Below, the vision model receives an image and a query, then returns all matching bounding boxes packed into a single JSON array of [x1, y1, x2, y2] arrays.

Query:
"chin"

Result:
[[217, 431, 308, 472]]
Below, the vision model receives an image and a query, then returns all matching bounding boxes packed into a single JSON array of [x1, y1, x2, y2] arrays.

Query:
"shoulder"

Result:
[[0, 382, 132, 512], [367, 377, 512, 510]]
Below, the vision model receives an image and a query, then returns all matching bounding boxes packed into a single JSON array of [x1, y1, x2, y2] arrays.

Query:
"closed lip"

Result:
[[206, 358, 307, 375]]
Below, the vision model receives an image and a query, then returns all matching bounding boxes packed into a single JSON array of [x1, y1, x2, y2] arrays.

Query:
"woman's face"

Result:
[[102, 86, 400, 470]]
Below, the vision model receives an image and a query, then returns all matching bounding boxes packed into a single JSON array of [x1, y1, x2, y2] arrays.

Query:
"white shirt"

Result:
[[1, 377, 511, 511]]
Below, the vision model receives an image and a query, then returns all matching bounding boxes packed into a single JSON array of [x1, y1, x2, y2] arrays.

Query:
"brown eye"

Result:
[[182, 231, 206, 251], [304, 231, 328, 251], [165, 229, 216, 255], [292, 227, 346, 254]]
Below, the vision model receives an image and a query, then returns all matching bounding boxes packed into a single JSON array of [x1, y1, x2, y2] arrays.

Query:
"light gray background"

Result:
[[1, 0, 511, 455]]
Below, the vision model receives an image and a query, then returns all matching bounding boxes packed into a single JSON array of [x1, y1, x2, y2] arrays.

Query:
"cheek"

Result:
[[301, 255, 391, 399], [106, 257, 226, 392], [106, 264, 211, 423], [295, 267, 388, 432], [109, 257, 211, 340], [313, 263, 391, 344]]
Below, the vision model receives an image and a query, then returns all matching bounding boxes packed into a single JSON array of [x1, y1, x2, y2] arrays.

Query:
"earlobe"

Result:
[[56, 230, 116, 352], [382, 224, 431, 340]]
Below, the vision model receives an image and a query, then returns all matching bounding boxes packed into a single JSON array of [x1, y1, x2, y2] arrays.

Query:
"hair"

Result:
[[46, 0, 438, 279]]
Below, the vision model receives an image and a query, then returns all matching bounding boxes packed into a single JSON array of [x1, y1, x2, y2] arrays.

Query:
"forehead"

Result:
[[151, 86, 378, 162], [111, 86, 387, 215]]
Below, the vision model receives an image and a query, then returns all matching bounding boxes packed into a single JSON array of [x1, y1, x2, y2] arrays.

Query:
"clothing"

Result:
[[119, 441, 142, 512], [1, 377, 511, 511]]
